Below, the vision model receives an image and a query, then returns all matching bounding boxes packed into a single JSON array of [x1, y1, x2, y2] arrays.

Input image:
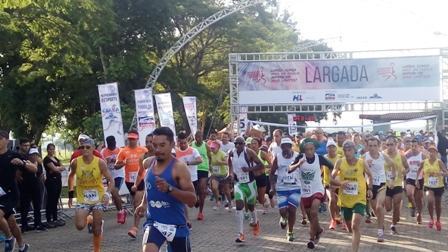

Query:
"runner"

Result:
[[175, 131, 203, 227], [405, 138, 425, 223], [416, 144, 448, 231], [144, 134, 155, 159], [269, 137, 300, 242], [331, 140, 373, 252], [268, 129, 283, 157], [220, 132, 235, 155], [289, 138, 334, 248], [191, 131, 211, 221], [364, 137, 395, 242], [0, 130, 30, 252], [324, 139, 341, 230], [135, 127, 196, 252], [250, 137, 271, 213], [228, 136, 263, 243], [68, 137, 114, 252], [336, 132, 346, 158], [384, 136, 409, 234], [101, 135, 126, 224], [209, 140, 232, 210], [115, 130, 148, 238]]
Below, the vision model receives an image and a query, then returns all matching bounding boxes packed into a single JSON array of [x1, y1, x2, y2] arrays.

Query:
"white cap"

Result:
[[326, 139, 337, 148], [78, 133, 90, 141], [280, 137, 293, 145], [29, 148, 39, 155]]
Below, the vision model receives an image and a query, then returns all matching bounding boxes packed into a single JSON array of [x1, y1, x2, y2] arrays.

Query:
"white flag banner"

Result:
[[135, 88, 156, 146], [98, 82, 125, 147], [182, 96, 197, 135], [288, 114, 297, 136], [154, 93, 176, 135]]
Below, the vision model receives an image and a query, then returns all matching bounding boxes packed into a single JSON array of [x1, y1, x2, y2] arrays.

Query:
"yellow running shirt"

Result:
[[76, 156, 104, 205], [386, 153, 405, 187], [423, 159, 444, 188], [337, 158, 367, 208], [323, 154, 338, 187]]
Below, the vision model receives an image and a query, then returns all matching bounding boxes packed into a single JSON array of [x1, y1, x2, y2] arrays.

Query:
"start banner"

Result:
[[237, 55, 440, 104]]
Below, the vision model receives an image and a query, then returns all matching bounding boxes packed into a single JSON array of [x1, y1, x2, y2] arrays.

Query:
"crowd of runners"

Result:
[[1, 126, 448, 252]]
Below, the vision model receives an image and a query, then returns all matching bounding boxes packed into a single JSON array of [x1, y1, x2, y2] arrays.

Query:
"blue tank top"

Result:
[[145, 158, 189, 237]]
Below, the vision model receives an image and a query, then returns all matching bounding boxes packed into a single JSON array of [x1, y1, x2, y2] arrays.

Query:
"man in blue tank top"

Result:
[[136, 127, 196, 252]]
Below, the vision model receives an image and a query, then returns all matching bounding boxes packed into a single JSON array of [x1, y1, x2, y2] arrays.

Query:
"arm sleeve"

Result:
[[319, 155, 334, 170]]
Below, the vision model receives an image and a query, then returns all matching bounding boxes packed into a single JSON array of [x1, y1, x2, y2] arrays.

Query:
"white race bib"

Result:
[[373, 175, 381, 185], [238, 173, 250, 183], [83, 189, 99, 203], [428, 176, 439, 187], [0, 186, 6, 197], [343, 182, 358, 195], [153, 221, 177, 242], [282, 173, 296, 184], [302, 183, 311, 194], [386, 171, 394, 181], [129, 172, 138, 183], [212, 166, 220, 174]]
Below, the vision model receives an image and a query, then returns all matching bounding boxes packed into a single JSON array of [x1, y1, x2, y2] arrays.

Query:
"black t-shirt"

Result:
[[43, 156, 62, 179], [0, 150, 23, 201], [17, 152, 40, 183]]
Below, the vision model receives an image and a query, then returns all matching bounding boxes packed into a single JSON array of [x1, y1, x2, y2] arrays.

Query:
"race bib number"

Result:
[[212, 166, 220, 174], [282, 173, 296, 184], [428, 176, 439, 187], [153, 221, 177, 242], [0, 186, 6, 197], [302, 183, 311, 194], [129, 172, 138, 183], [386, 171, 394, 181], [373, 175, 381, 185], [343, 182, 358, 195], [238, 173, 250, 183], [83, 189, 99, 203]]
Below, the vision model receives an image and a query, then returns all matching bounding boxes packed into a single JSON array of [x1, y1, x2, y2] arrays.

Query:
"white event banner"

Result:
[[98, 82, 125, 147], [154, 93, 176, 135], [238, 56, 441, 104], [287, 114, 297, 136], [134, 88, 156, 146], [182, 96, 198, 135]]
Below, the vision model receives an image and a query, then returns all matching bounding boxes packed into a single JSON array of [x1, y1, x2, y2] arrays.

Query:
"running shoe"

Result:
[[329, 220, 337, 230], [212, 206, 218, 211], [252, 221, 260, 236], [4, 237, 15, 252], [307, 240, 315, 249], [436, 221, 442, 231], [301, 217, 307, 225], [279, 217, 287, 230], [286, 232, 294, 242], [410, 207, 416, 218], [377, 229, 384, 242], [417, 213, 422, 224], [127, 226, 138, 239], [244, 212, 250, 220], [117, 209, 127, 224], [18, 243, 29, 252], [197, 212, 204, 221], [428, 219, 434, 229], [235, 233, 245, 243], [390, 225, 398, 235], [55, 219, 66, 226]]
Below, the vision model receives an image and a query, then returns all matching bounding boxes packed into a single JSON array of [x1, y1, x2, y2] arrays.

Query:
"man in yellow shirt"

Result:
[[68, 138, 114, 252]]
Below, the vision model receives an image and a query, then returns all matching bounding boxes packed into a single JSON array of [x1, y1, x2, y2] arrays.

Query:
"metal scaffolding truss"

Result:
[[129, 0, 263, 130], [229, 48, 448, 131]]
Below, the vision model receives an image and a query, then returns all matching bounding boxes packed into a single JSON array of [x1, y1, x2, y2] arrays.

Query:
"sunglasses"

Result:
[[80, 145, 92, 150], [235, 142, 245, 145], [386, 143, 395, 146]]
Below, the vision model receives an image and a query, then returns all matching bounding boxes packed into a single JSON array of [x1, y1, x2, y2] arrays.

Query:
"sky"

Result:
[[274, 0, 448, 131]]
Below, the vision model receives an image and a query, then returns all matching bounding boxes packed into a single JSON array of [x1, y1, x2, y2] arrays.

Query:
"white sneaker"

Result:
[[213, 206, 218, 211]]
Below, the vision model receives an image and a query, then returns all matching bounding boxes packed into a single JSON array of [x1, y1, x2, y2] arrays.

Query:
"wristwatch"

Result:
[[167, 184, 174, 193]]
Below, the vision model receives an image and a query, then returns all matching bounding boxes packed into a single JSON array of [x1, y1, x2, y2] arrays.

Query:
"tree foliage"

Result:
[[0, 0, 331, 144]]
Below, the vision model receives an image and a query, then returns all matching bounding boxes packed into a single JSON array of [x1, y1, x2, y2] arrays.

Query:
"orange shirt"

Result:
[[116, 146, 148, 183]]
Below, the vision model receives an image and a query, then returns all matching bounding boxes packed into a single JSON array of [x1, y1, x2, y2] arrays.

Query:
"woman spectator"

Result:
[[43, 143, 65, 228]]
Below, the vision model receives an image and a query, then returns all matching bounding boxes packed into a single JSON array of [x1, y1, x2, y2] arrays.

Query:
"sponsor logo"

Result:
[[377, 63, 397, 80], [369, 93, 382, 99], [292, 94, 303, 102], [325, 93, 335, 100]]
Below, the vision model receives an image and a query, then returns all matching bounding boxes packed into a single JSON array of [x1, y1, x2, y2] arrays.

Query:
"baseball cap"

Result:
[[280, 137, 293, 145], [78, 133, 90, 142], [326, 139, 337, 148], [29, 148, 39, 155], [342, 140, 356, 150], [428, 144, 438, 152]]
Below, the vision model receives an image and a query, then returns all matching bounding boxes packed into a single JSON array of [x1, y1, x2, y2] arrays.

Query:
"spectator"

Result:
[[437, 130, 448, 165], [43, 143, 65, 228]]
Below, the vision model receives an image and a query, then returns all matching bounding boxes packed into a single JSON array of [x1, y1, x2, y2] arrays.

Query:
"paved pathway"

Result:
[[18, 194, 448, 251]]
